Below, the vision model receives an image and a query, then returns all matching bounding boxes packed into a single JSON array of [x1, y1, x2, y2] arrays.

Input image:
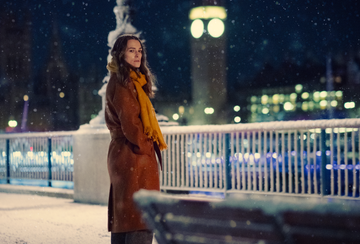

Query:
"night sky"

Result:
[[2, 0, 360, 100]]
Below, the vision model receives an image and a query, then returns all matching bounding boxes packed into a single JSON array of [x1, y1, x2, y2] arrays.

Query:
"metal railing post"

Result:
[[48, 137, 52, 187], [321, 129, 329, 196], [225, 134, 231, 191], [6, 139, 10, 184]]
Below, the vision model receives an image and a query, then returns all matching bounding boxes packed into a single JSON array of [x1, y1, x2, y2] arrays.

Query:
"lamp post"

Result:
[[189, 1, 227, 125]]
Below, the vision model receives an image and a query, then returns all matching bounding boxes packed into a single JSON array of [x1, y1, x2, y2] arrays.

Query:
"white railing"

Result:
[[160, 119, 360, 199], [1, 119, 360, 200], [0, 131, 74, 186]]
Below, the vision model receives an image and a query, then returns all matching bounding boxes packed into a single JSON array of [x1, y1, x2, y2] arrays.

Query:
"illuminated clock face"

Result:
[[207, 18, 224, 38], [190, 19, 204, 38], [189, 6, 226, 39]]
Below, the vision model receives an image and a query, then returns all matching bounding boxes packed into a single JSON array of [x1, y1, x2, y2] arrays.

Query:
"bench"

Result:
[[134, 190, 360, 244], [282, 210, 360, 244]]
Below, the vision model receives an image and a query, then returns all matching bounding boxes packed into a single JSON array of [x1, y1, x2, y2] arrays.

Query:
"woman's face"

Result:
[[124, 39, 142, 68]]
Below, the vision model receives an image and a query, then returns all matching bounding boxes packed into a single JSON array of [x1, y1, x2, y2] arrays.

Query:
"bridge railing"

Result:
[[0, 131, 74, 187], [1, 119, 360, 199], [160, 118, 360, 199]]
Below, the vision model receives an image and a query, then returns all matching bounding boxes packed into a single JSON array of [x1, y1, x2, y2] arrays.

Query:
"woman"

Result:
[[105, 34, 167, 244]]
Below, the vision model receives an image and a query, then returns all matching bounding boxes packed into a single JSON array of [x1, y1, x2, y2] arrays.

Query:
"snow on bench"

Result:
[[134, 190, 360, 244]]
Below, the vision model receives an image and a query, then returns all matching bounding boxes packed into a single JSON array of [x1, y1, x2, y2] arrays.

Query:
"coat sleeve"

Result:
[[112, 82, 153, 156]]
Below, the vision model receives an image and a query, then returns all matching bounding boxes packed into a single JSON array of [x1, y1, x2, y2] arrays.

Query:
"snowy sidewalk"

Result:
[[0, 192, 110, 244], [0, 185, 219, 244]]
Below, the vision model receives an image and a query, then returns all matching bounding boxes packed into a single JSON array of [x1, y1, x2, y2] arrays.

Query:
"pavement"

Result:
[[2, 184, 360, 243], [0, 185, 110, 244], [0, 185, 221, 244]]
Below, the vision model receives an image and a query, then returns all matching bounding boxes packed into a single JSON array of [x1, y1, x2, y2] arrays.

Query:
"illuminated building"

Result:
[[189, 0, 227, 125]]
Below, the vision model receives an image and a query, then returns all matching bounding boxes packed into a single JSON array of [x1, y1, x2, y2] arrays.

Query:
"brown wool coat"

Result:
[[105, 74, 160, 233]]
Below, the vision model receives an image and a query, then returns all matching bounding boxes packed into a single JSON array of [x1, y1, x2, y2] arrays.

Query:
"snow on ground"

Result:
[[0, 192, 161, 244], [0, 192, 109, 244]]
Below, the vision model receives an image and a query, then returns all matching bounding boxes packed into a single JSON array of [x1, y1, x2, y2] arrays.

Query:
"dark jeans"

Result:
[[111, 230, 153, 244]]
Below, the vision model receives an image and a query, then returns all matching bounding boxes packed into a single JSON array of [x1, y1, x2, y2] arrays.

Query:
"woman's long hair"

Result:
[[107, 34, 156, 97]]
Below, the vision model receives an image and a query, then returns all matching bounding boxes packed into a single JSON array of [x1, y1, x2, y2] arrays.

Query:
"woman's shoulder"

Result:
[[107, 75, 135, 97], [108, 74, 119, 85], [108, 75, 129, 89]]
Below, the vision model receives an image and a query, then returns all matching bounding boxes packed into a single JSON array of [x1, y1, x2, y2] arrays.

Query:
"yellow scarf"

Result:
[[130, 70, 167, 151]]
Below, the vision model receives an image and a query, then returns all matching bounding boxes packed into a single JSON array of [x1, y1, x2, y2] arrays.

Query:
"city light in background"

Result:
[[8, 120, 17, 128], [204, 107, 215, 115]]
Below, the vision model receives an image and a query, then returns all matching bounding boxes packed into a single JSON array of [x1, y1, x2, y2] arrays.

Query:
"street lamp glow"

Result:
[[234, 116, 241, 123], [320, 91, 327, 99], [320, 100, 327, 109], [261, 95, 269, 105], [172, 113, 179, 120], [208, 18, 224, 38], [301, 92, 309, 100], [204, 107, 215, 114], [272, 94, 279, 104], [335, 90, 343, 99], [290, 93, 297, 102], [190, 19, 204, 38], [262, 107, 269, 114], [313, 92, 320, 102], [295, 84, 303, 93], [344, 102, 355, 109], [8, 120, 17, 128], [233, 105, 240, 112], [284, 102, 294, 111]]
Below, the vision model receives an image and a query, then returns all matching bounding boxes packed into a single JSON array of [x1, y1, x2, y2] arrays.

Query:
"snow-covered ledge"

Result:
[[160, 118, 360, 134]]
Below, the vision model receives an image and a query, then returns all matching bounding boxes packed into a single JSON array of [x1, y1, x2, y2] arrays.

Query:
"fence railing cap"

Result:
[[160, 118, 360, 134]]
